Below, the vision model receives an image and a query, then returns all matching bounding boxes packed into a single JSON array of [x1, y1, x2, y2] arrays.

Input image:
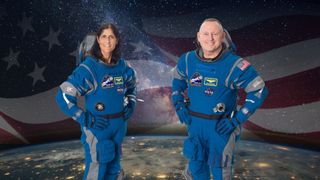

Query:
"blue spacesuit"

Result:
[[56, 55, 136, 180], [172, 42, 268, 179]]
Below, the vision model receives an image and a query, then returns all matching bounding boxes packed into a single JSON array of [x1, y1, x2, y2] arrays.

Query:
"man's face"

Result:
[[197, 21, 225, 54]]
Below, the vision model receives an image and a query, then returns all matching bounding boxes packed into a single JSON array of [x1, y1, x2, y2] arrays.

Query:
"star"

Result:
[[17, 13, 34, 37], [28, 63, 46, 86], [42, 27, 61, 51], [130, 41, 152, 55], [2, 48, 20, 70]]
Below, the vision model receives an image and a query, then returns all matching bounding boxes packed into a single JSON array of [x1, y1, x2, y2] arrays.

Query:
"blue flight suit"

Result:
[[172, 45, 268, 180], [56, 56, 136, 180]]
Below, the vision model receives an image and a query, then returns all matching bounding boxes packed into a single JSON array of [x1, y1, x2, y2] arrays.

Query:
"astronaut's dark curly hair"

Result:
[[90, 23, 121, 64]]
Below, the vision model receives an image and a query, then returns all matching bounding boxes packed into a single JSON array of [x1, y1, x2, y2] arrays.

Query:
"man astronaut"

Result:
[[171, 18, 268, 180]]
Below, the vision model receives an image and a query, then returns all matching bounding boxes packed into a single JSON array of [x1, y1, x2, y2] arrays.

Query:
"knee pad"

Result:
[[183, 137, 205, 161], [96, 139, 115, 163]]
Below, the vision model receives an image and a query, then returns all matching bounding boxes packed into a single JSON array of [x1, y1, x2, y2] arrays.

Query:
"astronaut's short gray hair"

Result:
[[200, 18, 224, 31]]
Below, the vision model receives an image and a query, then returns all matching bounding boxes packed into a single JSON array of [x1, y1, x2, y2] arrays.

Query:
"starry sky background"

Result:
[[1, 0, 318, 95], [0, 0, 319, 146]]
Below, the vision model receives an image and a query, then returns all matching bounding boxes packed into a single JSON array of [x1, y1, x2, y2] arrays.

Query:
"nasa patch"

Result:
[[190, 72, 203, 86], [117, 86, 124, 94], [101, 75, 114, 88], [204, 88, 214, 96]]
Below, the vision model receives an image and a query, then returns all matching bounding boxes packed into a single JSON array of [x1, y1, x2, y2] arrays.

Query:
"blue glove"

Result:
[[216, 117, 240, 135], [78, 111, 109, 130], [175, 103, 191, 125], [124, 100, 136, 121]]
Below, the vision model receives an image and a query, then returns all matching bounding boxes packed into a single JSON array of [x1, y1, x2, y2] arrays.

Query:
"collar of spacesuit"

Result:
[[196, 43, 228, 62], [98, 58, 120, 67]]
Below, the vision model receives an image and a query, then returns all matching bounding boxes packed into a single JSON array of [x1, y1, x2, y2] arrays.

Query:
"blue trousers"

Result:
[[81, 118, 126, 180], [184, 117, 240, 180]]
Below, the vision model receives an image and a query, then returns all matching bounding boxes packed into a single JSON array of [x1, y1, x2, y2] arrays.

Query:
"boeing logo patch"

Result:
[[204, 77, 218, 86], [114, 76, 124, 85]]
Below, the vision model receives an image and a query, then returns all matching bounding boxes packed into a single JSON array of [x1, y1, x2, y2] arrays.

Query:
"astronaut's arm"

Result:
[[171, 65, 188, 110], [122, 66, 137, 121], [235, 80, 268, 124], [56, 63, 96, 124], [230, 60, 268, 124], [56, 82, 83, 120], [125, 67, 137, 106]]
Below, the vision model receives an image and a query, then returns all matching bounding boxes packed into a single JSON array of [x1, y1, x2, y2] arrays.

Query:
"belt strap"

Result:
[[188, 109, 226, 120], [101, 111, 124, 120]]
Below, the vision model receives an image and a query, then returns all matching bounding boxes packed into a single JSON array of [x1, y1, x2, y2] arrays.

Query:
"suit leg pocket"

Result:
[[96, 139, 115, 163], [183, 137, 205, 161]]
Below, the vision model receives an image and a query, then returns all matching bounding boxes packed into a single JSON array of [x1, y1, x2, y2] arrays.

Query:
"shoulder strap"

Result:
[[185, 52, 190, 78], [122, 59, 129, 74], [225, 57, 243, 88]]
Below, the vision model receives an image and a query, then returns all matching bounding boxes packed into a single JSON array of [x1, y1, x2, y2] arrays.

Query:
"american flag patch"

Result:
[[238, 59, 251, 71]]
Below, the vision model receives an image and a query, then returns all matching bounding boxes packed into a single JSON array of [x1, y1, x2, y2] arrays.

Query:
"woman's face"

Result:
[[97, 28, 118, 55]]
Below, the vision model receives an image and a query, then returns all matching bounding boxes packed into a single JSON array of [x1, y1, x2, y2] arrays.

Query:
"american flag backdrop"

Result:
[[0, 0, 319, 148]]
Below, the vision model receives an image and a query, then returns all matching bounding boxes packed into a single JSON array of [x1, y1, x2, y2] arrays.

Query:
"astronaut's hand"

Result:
[[90, 116, 110, 130], [175, 104, 191, 125], [124, 100, 136, 121], [216, 117, 239, 135], [78, 112, 109, 130], [124, 106, 134, 121]]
